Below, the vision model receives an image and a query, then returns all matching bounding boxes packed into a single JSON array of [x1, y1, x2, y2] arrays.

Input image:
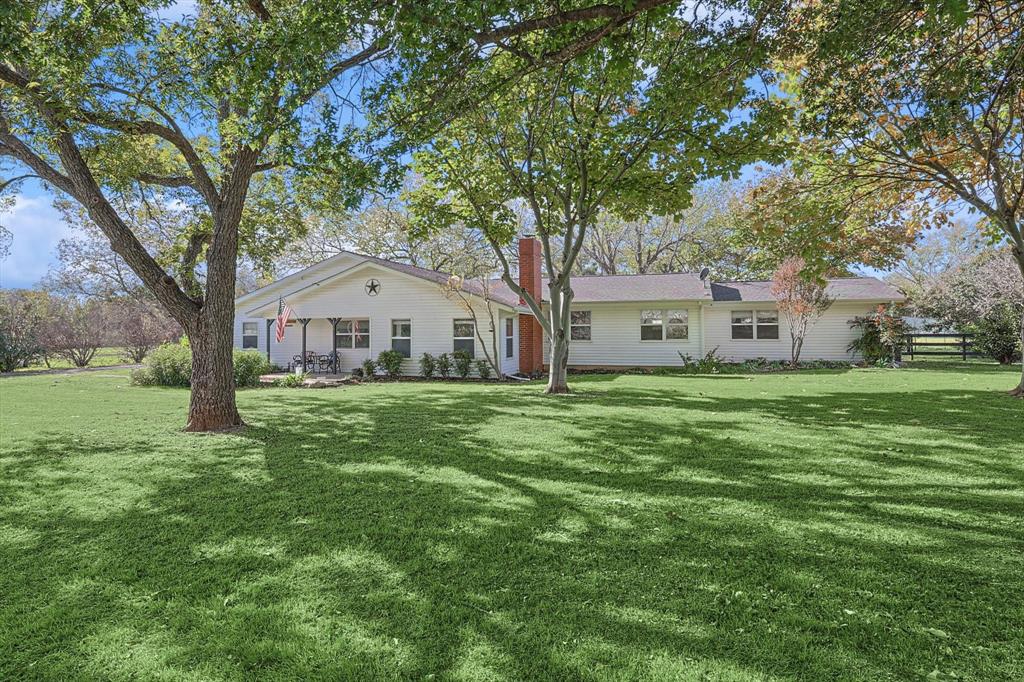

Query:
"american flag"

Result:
[[275, 297, 294, 343]]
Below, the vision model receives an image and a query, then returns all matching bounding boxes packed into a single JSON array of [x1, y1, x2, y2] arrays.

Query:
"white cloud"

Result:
[[0, 194, 70, 289], [155, 0, 197, 23]]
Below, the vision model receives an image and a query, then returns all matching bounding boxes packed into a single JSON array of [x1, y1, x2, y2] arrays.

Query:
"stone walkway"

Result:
[[258, 372, 357, 387]]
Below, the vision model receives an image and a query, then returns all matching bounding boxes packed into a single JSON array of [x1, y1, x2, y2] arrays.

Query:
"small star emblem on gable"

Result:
[[365, 278, 381, 296]]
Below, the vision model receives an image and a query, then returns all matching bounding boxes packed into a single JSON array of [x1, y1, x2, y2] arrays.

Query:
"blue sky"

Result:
[[0, 0, 195, 289], [1, 182, 67, 289]]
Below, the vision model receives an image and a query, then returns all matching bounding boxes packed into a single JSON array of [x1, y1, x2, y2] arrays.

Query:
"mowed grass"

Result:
[[0, 364, 1021, 681]]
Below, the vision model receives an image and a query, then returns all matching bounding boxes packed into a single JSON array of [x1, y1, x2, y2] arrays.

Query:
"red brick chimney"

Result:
[[518, 236, 544, 375]]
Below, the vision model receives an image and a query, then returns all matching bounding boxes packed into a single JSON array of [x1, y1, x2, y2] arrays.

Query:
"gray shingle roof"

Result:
[[244, 250, 903, 310], [493, 274, 902, 305], [562, 273, 713, 302], [711, 277, 904, 303]]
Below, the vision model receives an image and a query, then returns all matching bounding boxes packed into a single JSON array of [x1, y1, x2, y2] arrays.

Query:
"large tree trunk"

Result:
[[547, 332, 570, 394], [546, 281, 572, 394], [183, 181, 248, 430], [0, 77, 252, 430], [184, 301, 242, 432]]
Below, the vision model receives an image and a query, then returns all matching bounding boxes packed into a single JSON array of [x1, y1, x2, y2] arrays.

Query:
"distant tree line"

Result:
[[0, 290, 178, 372]]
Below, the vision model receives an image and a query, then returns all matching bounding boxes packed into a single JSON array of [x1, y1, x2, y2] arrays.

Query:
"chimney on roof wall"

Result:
[[518, 236, 542, 304], [699, 266, 712, 289], [517, 236, 544, 375]]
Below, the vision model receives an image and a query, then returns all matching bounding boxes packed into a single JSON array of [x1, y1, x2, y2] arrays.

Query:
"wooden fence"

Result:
[[903, 333, 976, 360]]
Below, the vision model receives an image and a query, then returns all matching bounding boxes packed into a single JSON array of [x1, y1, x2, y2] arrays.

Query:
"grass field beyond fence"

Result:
[[12, 347, 129, 372], [1, 363, 1021, 680]]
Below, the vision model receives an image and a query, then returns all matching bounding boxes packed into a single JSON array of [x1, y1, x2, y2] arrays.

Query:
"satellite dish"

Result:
[[699, 267, 711, 281]]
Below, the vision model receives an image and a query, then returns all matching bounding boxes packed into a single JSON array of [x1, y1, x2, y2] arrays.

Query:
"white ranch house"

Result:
[[234, 237, 905, 375]]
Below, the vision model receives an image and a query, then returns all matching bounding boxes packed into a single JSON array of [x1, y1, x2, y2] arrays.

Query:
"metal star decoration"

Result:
[[365, 278, 381, 296]]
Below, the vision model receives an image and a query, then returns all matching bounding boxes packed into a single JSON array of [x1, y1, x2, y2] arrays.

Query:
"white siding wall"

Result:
[[703, 301, 880, 362], [234, 263, 509, 375], [543, 302, 703, 367], [233, 318, 268, 355], [534, 300, 886, 366], [237, 263, 889, 372]]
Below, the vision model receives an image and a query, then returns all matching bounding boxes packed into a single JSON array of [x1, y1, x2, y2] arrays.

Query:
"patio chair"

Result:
[[304, 351, 318, 372], [318, 354, 333, 373]]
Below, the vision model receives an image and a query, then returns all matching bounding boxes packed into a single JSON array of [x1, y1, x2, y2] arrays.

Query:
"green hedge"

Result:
[[376, 349, 405, 378], [132, 343, 271, 387], [233, 351, 271, 387]]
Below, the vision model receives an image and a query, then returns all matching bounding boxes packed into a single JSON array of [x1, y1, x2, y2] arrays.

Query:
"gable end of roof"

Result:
[[238, 250, 522, 310]]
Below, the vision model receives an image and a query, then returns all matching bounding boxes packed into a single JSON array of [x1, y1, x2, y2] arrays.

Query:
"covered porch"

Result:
[[261, 316, 371, 374]]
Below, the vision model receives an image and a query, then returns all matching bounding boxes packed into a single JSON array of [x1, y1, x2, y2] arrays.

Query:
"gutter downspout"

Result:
[[698, 267, 711, 360], [698, 303, 706, 358]]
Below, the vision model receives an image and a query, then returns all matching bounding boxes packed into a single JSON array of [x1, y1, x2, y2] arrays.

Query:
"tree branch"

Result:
[[472, 0, 675, 46], [134, 172, 195, 188], [246, 0, 271, 21], [74, 109, 221, 207], [0, 172, 42, 195], [0, 95, 200, 323]]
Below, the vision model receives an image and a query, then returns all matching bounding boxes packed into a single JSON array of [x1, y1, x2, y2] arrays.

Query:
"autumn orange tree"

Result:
[[769, 256, 834, 367], [788, 0, 1024, 395], [738, 167, 923, 276]]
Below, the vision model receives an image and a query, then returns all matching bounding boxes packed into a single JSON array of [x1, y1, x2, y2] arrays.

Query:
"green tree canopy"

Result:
[[408, 3, 789, 392], [783, 0, 1024, 393], [735, 167, 924, 277], [1, 0, 682, 427]]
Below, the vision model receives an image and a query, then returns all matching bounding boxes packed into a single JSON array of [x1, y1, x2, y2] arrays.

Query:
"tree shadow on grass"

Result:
[[1, 381, 1021, 680], [571, 380, 1022, 452]]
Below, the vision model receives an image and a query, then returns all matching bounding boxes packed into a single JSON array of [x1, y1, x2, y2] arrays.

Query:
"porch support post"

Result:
[[299, 318, 311, 372], [265, 319, 274, 363], [328, 318, 340, 374]]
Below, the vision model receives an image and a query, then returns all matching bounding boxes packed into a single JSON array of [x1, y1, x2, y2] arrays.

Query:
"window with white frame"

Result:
[[391, 319, 411, 358], [242, 321, 258, 349], [666, 310, 688, 339], [731, 310, 779, 340], [756, 310, 779, 339], [505, 317, 514, 358], [640, 309, 688, 341], [570, 310, 592, 341], [731, 311, 754, 339], [336, 319, 370, 348], [453, 319, 475, 358], [640, 310, 664, 340]]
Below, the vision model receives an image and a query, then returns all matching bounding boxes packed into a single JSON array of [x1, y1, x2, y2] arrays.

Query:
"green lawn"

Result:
[[1, 364, 1021, 681]]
